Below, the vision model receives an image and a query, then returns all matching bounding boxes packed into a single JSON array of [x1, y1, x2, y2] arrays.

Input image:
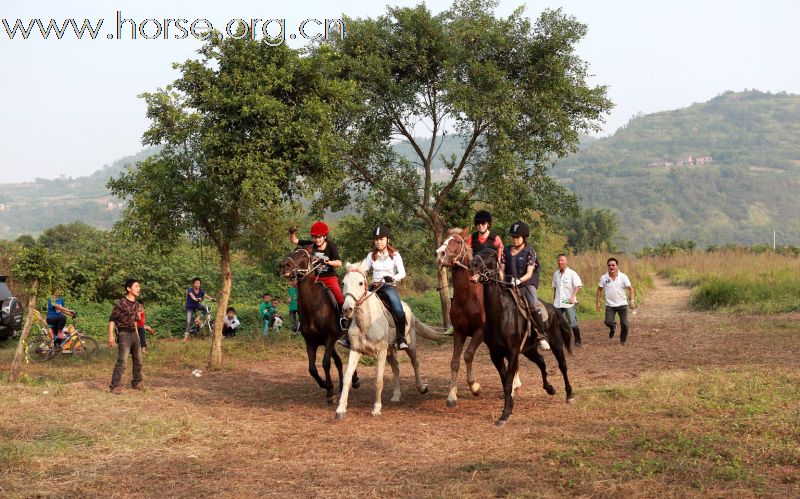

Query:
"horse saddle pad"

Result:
[[506, 288, 549, 323], [376, 293, 408, 330]]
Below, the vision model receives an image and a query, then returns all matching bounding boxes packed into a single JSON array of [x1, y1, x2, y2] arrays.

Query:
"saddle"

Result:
[[506, 287, 549, 347], [315, 282, 341, 313]]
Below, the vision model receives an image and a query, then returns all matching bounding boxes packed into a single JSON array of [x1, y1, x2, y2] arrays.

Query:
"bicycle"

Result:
[[188, 301, 214, 338], [26, 313, 99, 362]]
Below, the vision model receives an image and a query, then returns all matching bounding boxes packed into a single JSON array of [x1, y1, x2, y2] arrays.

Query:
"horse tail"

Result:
[[413, 317, 451, 343]]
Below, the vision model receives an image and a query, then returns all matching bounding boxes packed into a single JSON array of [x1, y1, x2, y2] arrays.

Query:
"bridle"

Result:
[[281, 247, 323, 280], [343, 268, 384, 310], [471, 249, 508, 286], [438, 234, 470, 270]]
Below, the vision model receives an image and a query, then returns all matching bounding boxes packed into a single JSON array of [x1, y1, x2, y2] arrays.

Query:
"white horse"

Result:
[[334, 261, 448, 419]]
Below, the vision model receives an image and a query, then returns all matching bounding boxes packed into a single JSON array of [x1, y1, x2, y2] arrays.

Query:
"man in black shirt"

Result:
[[108, 278, 143, 394]]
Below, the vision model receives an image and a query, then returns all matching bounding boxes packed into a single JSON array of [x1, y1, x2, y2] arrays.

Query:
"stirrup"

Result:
[[339, 317, 350, 331]]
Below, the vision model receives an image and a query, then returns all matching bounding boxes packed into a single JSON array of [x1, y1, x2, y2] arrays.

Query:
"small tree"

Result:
[[108, 35, 353, 369], [8, 244, 63, 382]]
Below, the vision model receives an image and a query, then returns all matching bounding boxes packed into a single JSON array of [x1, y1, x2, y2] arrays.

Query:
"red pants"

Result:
[[315, 275, 344, 305]]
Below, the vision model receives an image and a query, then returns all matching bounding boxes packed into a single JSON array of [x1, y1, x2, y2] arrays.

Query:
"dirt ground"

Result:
[[1, 278, 799, 497]]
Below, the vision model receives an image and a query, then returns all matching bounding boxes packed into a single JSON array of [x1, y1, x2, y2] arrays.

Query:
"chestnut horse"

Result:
[[280, 246, 359, 404], [435, 229, 485, 408], [470, 247, 575, 426]]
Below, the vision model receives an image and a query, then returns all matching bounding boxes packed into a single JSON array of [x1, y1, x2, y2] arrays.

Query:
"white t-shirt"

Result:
[[223, 315, 240, 329], [598, 271, 632, 307], [552, 268, 583, 309]]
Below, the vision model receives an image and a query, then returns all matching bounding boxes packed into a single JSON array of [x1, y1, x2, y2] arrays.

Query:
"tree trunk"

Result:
[[208, 246, 232, 370], [9, 280, 38, 383], [433, 223, 451, 328]]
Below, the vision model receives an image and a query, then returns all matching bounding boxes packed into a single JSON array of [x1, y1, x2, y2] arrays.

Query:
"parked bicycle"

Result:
[[26, 313, 99, 362], [188, 302, 214, 338]]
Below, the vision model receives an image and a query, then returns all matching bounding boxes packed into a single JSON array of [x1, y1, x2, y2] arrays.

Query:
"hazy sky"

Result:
[[2, 0, 799, 182]]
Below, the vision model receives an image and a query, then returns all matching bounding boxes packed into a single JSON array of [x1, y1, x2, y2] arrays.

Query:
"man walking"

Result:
[[552, 254, 583, 346], [108, 278, 144, 394], [596, 258, 635, 345]]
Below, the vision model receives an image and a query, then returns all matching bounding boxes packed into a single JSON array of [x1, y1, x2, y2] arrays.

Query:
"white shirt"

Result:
[[598, 271, 632, 307], [223, 315, 240, 329], [361, 250, 406, 283], [552, 267, 583, 309]]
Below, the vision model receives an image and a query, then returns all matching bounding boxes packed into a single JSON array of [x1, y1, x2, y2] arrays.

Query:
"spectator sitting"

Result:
[[223, 306, 240, 338]]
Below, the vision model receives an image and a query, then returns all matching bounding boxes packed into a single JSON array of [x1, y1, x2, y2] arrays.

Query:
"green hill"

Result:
[[551, 90, 800, 249]]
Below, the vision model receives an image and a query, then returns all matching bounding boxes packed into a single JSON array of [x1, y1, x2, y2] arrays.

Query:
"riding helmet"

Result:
[[509, 221, 529, 238], [310, 221, 329, 237], [372, 226, 391, 239], [474, 210, 492, 225]]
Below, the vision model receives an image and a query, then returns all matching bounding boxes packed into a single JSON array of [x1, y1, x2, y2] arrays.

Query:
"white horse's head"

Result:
[[342, 261, 369, 319]]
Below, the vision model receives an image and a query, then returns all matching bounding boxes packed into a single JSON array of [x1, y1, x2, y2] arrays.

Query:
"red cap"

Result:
[[310, 221, 329, 237]]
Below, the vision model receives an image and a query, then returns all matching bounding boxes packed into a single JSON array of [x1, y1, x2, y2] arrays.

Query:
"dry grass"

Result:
[[1, 279, 799, 497]]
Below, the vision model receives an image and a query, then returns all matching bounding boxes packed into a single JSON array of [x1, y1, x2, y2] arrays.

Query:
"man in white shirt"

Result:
[[596, 258, 635, 345], [552, 254, 583, 346]]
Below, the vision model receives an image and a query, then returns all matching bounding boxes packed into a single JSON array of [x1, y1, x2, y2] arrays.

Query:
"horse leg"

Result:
[[388, 352, 402, 402], [332, 347, 359, 392], [334, 349, 362, 420], [551, 346, 575, 403], [463, 331, 482, 397], [512, 369, 522, 398], [406, 343, 429, 394], [372, 349, 388, 416], [522, 348, 555, 395], [488, 348, 511, 426], [322, 346, 335, 404], [306, 342, 326, 390], [447, 331, 466, 407], [497, 350, 519, 426]]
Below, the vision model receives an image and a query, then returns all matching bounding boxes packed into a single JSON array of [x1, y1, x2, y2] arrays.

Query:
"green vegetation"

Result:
[[648, 248, 800, 313]]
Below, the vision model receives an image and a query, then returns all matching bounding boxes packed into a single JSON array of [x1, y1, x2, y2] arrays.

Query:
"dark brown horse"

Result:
[[470, 247, 574, 425], [280, 246, 359, 404], [435, 229, 485, 408]]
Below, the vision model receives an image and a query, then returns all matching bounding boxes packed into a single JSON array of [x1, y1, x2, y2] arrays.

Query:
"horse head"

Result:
[[469, 247, 499, 282], [436, 228, 472, 268], [341, 261, 369, 319], [279, 245, 316, 279]]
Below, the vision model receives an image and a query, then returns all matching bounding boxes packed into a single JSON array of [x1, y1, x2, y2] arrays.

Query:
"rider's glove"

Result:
[[383, 275, 394, 283]]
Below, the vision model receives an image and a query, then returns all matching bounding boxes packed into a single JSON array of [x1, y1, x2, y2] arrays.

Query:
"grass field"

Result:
[[647, 250, 800, 314], [1, 277, 798, 497]]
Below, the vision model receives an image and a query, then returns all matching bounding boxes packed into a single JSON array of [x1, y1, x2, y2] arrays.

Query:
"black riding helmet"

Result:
[[509, 221, 529, 238], [372, 226, 391, 239], [474, 210, 492, 225]]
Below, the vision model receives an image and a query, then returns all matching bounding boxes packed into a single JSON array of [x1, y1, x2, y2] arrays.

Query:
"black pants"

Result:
[[604, 305, 629, 342], [289, 310, 299, 331], [47, 316, 66, 344], [137, 327, 147, 348], [222, 325, 237, 337], [110, 330, 143, 388]]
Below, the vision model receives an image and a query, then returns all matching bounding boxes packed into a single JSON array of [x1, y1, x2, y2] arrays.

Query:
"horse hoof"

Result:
[[418, 384, 429, 394], [566, 396, 576, 404], [371, 410, 381, 417], [334, 412, 346, 420], [469, 383, 481, 396], [446, 399, 457, 408], [494, 419, 507, 427], [327, 396, 335, 405], [545, 385, 556, 396], [352, 379, 361, 389]]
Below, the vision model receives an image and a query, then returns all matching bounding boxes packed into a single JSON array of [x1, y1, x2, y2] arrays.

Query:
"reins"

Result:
[[282, 248, 324, 281], [344, 268, 384, 310]]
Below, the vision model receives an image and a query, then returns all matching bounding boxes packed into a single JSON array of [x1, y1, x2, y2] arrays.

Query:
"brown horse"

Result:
[[435, 229, 485, 408], [280, 246, 359, 404], [470, 247, 575, 425]]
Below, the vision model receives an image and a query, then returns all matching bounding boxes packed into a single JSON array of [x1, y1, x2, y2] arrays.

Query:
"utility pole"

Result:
[[773, 228, 776, 251]]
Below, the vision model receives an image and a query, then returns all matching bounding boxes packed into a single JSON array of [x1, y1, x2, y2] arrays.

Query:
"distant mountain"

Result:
[[551, 90, 800, 249], [0, 148, 158, 239]]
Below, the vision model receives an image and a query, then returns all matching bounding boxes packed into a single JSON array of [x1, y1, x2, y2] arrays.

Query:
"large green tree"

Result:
[[317, 0, 612, 324], [109, 35, 352, 369]]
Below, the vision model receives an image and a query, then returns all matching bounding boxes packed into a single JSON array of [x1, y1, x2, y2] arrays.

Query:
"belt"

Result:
[[118, 327, 136, 333]]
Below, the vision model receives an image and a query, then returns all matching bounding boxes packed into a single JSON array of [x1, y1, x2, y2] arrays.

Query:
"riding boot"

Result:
[[336, 307, 352, 349], [395, 316, 409, 350], [532, 310, 550, 351], [572, 326, 582, 347]]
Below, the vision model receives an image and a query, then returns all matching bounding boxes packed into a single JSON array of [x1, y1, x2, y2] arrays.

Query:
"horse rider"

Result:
[[308, 221, 348, 331], [343, 225, 409, 351], [502, 221, 550, 351], [466, 210, 504, 261]]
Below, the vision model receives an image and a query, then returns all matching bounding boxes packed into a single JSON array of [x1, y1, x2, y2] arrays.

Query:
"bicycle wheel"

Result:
[[27, 332, 54, 362], [72, 334, 99, 358]]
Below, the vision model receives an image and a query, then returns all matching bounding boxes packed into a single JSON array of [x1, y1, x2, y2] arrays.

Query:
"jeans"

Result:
[[185, 310, 195, 333], [262, 317, 272, 337], [376, 285, 405, 337], [559, 306, 578, 328], [604, 305, 629, 342], [110, 330, 143, 388]]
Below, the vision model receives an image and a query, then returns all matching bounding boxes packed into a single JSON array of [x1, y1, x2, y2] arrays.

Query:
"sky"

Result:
[[2, 0, 799, 183]]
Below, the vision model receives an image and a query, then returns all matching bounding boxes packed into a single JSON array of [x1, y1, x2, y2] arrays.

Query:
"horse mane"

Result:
[[346, 260, 368, 273], [446, 227, 465, 236]]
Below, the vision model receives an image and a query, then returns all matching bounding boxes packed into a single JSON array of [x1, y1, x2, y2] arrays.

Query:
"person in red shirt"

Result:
[[136, 301, 155, 354], [466, 210, 504, 260]]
